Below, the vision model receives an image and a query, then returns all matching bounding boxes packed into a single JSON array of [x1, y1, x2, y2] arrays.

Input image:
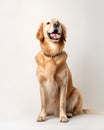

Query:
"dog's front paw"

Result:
[[60, 116, 68, 123], [37, 115, 46, 122]]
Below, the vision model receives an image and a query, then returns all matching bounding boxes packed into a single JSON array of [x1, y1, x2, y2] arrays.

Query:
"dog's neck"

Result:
[[44, 51, 62, 58]]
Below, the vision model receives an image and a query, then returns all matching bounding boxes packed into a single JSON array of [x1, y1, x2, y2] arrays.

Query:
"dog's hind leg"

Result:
[[66, 88, 83, 117]]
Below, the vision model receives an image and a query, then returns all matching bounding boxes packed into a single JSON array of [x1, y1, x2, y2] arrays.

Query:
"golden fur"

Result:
[[35, 18, 89, 122]]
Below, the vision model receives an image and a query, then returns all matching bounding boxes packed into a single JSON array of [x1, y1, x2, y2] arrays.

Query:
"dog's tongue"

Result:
[[50, 33, 61, 39]]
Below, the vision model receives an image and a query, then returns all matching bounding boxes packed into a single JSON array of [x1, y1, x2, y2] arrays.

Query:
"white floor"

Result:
[[0, 114, 104, 130]]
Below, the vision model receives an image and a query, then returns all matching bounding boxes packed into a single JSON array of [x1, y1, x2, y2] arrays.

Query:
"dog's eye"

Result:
[[47, 22, 50, 25]]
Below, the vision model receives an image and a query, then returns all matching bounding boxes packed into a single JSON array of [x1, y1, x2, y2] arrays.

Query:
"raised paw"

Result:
[[37, 115, 46, 122], [60, 116, 68, 123]]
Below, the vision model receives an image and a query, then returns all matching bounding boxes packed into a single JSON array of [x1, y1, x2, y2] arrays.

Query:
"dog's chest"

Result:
[[44, 78, 58, 98]]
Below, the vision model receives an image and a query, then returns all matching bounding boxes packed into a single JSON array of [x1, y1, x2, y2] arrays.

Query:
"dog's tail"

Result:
[[82, 109, 97, 114]]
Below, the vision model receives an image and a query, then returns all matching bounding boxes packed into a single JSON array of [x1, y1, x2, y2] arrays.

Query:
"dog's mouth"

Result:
[[47, 29, 61, 40]]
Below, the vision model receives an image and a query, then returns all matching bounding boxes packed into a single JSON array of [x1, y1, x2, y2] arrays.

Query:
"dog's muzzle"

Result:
[[47, 29, 61, 40]]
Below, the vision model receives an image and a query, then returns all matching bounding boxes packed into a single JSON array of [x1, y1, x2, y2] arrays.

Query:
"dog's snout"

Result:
[[53, 22, 59, 28]]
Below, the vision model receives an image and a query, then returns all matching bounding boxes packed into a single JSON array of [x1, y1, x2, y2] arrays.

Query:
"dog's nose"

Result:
[[53, 22, 59, 28]]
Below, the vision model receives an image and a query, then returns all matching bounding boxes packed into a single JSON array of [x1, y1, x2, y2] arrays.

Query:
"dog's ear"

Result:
[[36, 23, 44, 42], [61, 24, 66, 42]]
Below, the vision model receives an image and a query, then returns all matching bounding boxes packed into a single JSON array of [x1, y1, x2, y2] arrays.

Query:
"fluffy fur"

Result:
[[35, 18, 89, 122]]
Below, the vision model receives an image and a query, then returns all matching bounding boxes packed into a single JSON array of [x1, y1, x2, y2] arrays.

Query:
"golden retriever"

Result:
[[35, 18, 89, 122]]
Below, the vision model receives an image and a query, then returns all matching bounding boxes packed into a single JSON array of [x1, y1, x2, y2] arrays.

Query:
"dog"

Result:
[[35, 18, 89, 122]]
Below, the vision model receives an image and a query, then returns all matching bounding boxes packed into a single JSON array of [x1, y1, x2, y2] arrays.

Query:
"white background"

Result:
[[0, 0, 104, 129]]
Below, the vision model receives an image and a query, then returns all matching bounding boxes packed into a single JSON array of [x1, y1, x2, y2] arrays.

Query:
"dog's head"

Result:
[[36, 18, 66, 56], [36, 18, 66, 43]]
